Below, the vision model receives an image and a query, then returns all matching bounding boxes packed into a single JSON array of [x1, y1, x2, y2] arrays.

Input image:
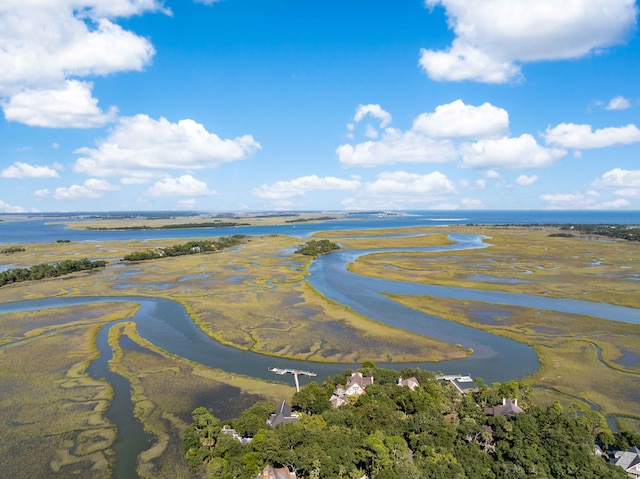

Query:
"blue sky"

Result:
[[1, 0, 639, 213]]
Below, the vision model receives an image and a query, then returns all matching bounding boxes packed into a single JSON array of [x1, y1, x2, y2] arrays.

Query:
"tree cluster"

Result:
[[88, 222, 247, 230], [184, 366, 627, 479], [123, 235, 247, 262], [295, 239, 340, 257], [1, 246, 26, 254], [0, 258, 106, 287], [558, 224, 640, 242]]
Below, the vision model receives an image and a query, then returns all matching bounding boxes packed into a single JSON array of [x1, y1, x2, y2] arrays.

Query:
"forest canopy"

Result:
[[123, 235, 247, 261], [184, 365, 632, 479], [0, 258, 106, 287], [295, 239, 340, 257]]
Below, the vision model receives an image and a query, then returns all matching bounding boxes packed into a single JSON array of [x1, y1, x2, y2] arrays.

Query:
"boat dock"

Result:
[[436, 374, 473, 382], [269, 368, 317, 392], [436, 374, 474, 396]]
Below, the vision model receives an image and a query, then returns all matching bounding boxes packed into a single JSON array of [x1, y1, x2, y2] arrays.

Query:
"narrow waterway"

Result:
[[2, 232, 640, 478], [86, 322, 152, 478]]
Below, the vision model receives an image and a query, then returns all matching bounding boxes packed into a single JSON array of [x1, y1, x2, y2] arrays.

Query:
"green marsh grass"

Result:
[[107, 322, 293, 479]]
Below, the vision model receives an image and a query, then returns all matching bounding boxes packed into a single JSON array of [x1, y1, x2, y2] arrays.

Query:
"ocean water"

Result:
[[1, 209, 639, 245]]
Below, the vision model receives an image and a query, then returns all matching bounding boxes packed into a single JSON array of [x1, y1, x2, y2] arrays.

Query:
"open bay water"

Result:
[[1, 209, 639, 245], [1, 210, 639, 478]]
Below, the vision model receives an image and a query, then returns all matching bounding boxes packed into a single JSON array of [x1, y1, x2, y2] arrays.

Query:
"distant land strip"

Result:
[[480, 224, 640, 242], [85, 221, 249, 230], [284, 216, 337, 223]]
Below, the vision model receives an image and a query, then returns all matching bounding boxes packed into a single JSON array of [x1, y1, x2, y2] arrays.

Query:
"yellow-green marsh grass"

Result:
[[313, 229, 454, 250], [383, 293, 640, 422], [0, 302, 139, 346], [349, 225, 640, 308], [0, 231, 493, 363], [107, 322, 293, 479], [616, 417, 640, 433], [153, 235, 467, 362], [0, 324, 115, 478], [57, 212, 345, 230], [20, 233, 465, 363]]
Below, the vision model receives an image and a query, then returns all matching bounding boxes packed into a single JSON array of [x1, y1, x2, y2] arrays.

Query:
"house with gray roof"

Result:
[[397, 376, 420, 390], [266, 401, 299, 427], [484, 398, 523, 418], [344, 371, 374, 396], [252, 464, 297, 479], [611, 446, 640, 477]]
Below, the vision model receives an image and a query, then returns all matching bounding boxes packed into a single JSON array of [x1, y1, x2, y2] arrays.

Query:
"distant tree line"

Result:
[[285, 217, 337, 224], [184, 365, 630, 479], [1, 246, 26, 254], [548, 233, 575, 238], [87, 221, 248, 230], [123, 235, 247, 262], [558, 224, 640, 242], [295, 239, 340, 256], [0, 258, 106, 287]]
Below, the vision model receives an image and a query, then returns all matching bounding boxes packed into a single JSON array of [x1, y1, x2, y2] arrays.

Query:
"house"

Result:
[[328, 372, 375, 408], [611, 446, 640, 477], [344, 371, 374, 396], [484, 398, 523, 418], [267, 401, 299, 427], [252, 464, 297, 479], [397, 376, 420, 390], [220, 425, 252, 445], [329, 393, 349, 408]]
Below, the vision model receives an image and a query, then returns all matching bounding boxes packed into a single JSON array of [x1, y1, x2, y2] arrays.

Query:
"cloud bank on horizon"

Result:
[[0, 0, 639, 212]]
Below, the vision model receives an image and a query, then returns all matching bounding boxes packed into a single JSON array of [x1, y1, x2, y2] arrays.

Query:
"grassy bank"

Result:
[[107, 322, 293, 479]]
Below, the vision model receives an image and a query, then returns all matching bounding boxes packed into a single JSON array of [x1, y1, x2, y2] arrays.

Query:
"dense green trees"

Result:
[[0, 258, 106, 287], [123, 235, 246, 261], [558, 224, 640, 242], [295, 240, 340, 257], [1, 245, 26, 254], [185, 366, 629, 478]]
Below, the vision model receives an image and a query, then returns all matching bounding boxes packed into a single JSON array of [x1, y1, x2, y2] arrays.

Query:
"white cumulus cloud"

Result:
[[605, 96, 632, 110], [0, 199, 26, 213], [516, 174, 539, 186], [544, 123, 640, 149], [353, 104, 392, 128], [593, 168, 640, 188], [365, 171, 456, 197], [413, 100, 509, 139], [1, 162, 60, 179], [54, 178, 119, 200], [251, 175, 361, 200], [74, 115, 261, 179], [2, 80, 118, 128], [146, 175, 215, 197], [0, 1, 167, 127], [540, 190, 630, 209], [337, 132, 456, 168], [420, 0, 638, 83], [337, 100, 524, 168], [461, 134, 565, 169]]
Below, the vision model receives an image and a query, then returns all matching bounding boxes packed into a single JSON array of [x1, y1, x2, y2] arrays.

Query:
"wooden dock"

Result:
[[436, 374, 474, 396], [436, 374, 473, 382], [269, 368, 317, 392]]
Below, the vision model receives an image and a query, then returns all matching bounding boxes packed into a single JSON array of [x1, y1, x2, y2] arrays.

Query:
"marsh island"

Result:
[[0, 212, 639, 478]]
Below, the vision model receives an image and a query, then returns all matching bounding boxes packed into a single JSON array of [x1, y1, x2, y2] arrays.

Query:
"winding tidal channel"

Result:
[[2, 233, 640, 477]]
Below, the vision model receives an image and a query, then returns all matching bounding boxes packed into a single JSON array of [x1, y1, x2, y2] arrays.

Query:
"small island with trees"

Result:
[[0, 258, 107, 288], [295, 239, 340, 257], [123, 235, 247, 261]]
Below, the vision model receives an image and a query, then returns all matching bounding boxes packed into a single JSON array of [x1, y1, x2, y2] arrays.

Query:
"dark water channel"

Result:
[[2, 233, 640, 477], [86, 321, 153, 477]]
